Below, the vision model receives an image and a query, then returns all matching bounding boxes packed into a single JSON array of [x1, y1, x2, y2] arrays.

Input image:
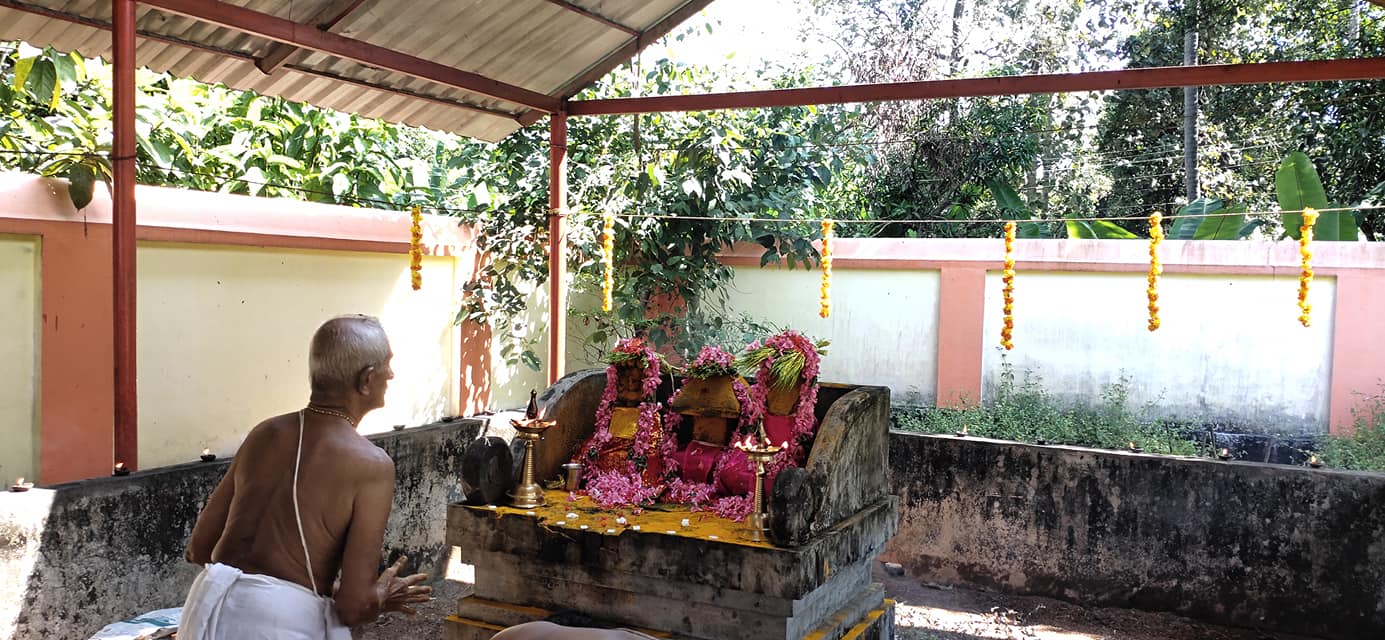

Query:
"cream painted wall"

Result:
[[0, 236, 38, 483], [725, 266, 942, 405], [136, 242, 462, 467], [981, 271, 1335, 431], [488, 278, 551, 412]]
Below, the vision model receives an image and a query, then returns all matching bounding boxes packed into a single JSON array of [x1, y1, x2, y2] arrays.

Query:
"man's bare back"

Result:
[[192, 411, 392, 596], [183, 315, 429, 629]]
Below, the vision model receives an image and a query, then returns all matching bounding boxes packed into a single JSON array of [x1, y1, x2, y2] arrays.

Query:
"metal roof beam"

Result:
[[511, 0, 714, 124], [256, 0, 372, 75], [140, 0, 562, 113], [0, 0, 519, 121], [539, 0, 638, 37], [567, 57, 1385, 116], [553, 0, 716, 101]]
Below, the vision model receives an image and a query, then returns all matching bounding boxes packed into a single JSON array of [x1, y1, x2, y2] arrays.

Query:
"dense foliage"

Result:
[[3, 1, 1382, 371]]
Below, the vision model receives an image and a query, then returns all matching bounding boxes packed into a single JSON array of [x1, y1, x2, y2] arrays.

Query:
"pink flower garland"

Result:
[[714, 331, 823, 497], [584, 468, 663, 508], [581, 338, 662, 462], [686, 345, 735, 377], [628, 401, 662, 465], [708, 494, 754, 521], [661, 410, 683, 477], [664, 477, 715, 506], [741, 331, 822, 447]]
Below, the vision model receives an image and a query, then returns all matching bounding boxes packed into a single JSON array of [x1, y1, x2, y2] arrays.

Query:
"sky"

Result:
[[648, 0, 838, 76]]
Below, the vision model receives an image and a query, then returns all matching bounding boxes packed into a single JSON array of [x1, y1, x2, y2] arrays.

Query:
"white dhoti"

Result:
[[179, 563, 351, 640]]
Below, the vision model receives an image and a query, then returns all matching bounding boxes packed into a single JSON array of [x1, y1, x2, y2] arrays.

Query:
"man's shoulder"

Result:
[[241, 412, 299, 446], [339, 435, 395, 478]]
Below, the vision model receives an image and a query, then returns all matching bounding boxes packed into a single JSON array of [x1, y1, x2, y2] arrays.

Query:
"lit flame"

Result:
[[202, 448, 211, 456], [114, 462, 125, 470], [15, 477, 24, 485]]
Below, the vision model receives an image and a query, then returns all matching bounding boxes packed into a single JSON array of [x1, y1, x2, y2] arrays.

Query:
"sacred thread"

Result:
[[601, 210, 615, 312], [819, 219, 834, 318], [1298, 208, 1318, 327], [1001, 222, 1016, 350], [1147, 212, 1163, 331], [409, 205, 423, 291]]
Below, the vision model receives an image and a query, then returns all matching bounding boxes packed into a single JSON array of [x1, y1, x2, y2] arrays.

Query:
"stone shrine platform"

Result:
[[444, 371, 898, 639]]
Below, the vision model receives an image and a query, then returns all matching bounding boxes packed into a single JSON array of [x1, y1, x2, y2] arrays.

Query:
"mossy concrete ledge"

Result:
[[0, 419, 485, 640], [883, 431, 1385, 640]]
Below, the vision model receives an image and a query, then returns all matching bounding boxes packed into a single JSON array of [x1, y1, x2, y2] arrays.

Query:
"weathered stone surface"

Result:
[[526, 369, 607, 484], [462, 436, 514, 506], [450, 497, 896, 601], [769, 466, 825, 547], [883, 431, 1385, 640], [0, 419, 483, 640], [806, 385, 891, 532]]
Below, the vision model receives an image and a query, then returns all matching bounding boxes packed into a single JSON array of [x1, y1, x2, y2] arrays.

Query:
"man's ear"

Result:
[[356, 365, 376, 395]]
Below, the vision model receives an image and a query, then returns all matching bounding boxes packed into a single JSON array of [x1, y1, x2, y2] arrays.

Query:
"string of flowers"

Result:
[[820, 219, 833, 318], [409, 205, 423, 291], [600, 210, 615, 312], [736, 331, 824, 470], [1147, 212, 1163, 332], [1298, 208, 1318, 327], [579, 338, 663, 470], [1001, 222, 1016, 350]]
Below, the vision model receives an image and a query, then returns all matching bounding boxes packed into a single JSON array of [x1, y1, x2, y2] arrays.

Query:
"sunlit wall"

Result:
[[0, 235, 39, 483]]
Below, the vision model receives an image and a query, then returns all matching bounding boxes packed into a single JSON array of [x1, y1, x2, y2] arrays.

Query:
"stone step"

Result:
[[800, 586, 888, 640]]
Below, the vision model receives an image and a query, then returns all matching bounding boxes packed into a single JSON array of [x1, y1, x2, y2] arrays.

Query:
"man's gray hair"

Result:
[[309, 315, 391, 390]]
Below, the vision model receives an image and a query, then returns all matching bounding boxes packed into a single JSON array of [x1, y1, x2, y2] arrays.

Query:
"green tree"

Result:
[[1094, 0, 1385, 237]]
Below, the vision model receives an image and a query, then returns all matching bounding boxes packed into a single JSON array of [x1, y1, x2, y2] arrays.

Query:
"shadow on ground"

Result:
[[878, 565, 1319, 640], [354, 570, 1323, 640]]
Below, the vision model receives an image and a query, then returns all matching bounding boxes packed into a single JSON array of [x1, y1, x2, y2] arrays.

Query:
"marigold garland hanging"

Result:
[[819, 219, 834, 318], [1298, 208, 1318, 327], [409, 205, 423, 291], [1146, 212, 1164, 331], [1001, 222, 1016, 350], [601, 210, 615, 312]]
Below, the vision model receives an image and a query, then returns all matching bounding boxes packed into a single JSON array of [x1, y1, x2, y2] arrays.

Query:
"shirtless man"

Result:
[[180, 315, 431, 639]]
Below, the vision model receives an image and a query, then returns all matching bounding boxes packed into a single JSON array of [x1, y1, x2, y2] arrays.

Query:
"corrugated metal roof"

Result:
[[0, 0, 714, 141]]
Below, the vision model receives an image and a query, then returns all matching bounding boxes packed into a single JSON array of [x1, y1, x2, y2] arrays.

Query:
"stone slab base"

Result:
[[443, 588, 893, 640]]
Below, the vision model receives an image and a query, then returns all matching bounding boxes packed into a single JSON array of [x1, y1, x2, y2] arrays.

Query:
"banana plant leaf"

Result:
[[1066, 219, 1139, 239], [1277, 151, 1357, 241], [984, 178, 1044, 238]]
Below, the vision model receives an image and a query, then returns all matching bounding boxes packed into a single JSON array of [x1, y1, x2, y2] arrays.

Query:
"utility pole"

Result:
[[949, 0, 966, 125], [1183, 0, 1200, 201]]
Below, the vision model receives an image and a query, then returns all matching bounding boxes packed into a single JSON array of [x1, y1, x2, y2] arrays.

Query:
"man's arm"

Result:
[[333, 452, 395, 626], [185, 454, 237, 565]]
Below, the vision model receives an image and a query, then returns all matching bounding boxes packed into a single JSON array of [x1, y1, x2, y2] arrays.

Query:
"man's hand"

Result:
[[375, 556, 432, 615]]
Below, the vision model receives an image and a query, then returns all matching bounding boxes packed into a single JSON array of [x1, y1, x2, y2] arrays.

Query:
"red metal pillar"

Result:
[[547, 111, 568, 386], [112, 0, 139, 469]]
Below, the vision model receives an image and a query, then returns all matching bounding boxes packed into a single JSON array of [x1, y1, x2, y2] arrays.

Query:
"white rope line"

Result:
[[568, 205, 1382, 225]]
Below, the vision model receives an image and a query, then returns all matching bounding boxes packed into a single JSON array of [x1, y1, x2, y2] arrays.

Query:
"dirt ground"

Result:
[[353, 567, 1316, 640]]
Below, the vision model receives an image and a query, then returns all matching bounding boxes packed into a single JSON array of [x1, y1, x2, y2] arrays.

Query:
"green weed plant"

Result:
[[895, 359, 1197, 456], [1320, 384, 1385, 472]]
